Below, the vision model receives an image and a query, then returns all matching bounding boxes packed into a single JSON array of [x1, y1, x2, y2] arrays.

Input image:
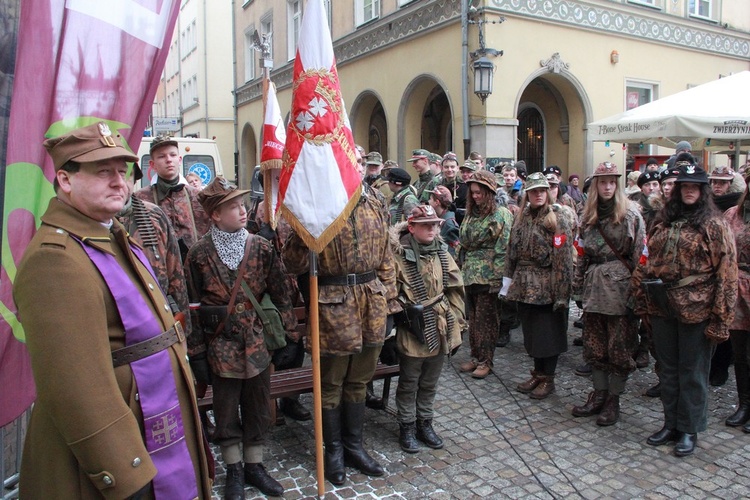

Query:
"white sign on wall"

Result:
[[153, 117, 180, 133]]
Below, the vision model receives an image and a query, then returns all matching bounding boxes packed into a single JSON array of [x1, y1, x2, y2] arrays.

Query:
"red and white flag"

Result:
[[276, 0, 362, 252], [260, 82, 286, 229]]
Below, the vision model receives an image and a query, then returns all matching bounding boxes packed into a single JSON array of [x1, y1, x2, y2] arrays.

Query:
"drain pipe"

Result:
[[203, 0, 209, 138], [461, 0, 470, 159], [230, 0, 239, 182]]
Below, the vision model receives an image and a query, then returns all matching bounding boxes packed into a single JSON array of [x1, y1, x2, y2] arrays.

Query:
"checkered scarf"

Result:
[[210, 226, 248, 270]]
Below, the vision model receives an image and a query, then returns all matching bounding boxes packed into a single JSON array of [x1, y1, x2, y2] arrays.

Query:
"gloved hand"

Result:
[[189, 352, 213, 385], [498, 277, 512, 298], [258, 223, 276, 242]]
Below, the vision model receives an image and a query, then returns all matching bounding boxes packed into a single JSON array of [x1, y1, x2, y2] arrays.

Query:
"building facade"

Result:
[[233, 0, 749, 187]]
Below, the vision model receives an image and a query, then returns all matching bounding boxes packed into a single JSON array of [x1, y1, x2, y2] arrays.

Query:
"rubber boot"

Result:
[[571, 390, 608, 417], [341, 401, 384, 476], [321, 407, 346, 485], [726, 362, 750, 427], [223, 462, 245, 500], [399, 422, 420, 453]]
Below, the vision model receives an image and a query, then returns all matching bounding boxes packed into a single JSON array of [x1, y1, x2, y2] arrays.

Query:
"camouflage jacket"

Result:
[[116, 196, 192, 339], [282, 192, 398, 356], [134, 183, 210, 259], [390, 224, 465, 357], [505, 204, 575, 308], [414, 171, 439, 203], [632, 214, 737, 325], [724, 205, 750, 330], [458, 206, 514, 290], [389, 187, 420, 226], [574, 204, 645, 315], [184, 232, 297, 378]]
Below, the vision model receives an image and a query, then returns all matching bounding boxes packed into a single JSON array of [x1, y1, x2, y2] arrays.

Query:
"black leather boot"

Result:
[[673, 432, 697, 457], [726, 362, 750, 427], [399, 422, 420, 453], [416, 419, 444, 449], [321, 407, 345, 486], [244, 463, 284, 497], [647, 426, 679, 446], [280, 396, 312, 421], [365, 381, 384, 410], [224, 462, 245, 500], [341, 401, 384, 476]]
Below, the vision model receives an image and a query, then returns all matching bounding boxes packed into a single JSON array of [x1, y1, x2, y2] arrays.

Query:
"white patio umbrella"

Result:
[[588, 71, 750, 152]]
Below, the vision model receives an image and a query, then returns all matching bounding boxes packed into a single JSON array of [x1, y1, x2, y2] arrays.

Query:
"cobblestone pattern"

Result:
[[210, 305, 750, 499]]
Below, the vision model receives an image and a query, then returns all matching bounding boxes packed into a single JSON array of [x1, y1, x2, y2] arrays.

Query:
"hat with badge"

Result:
[[542, 165, 562, 178], [365, 151, 383, 166], [442, 152, 459, 164], [407, 204, 444, 225], [524, 172, 550, 192], [708, 166, 734, 181], [674, 163, 708, 184], [407, 149, 430, 162], [197, 177, 250, 215], [428, 152, 442, 164], [149, 135, 179, 155], [387, 167, 412, 186], [459, 159, 477, 172], [592, 162, 621, 177], [466, 169, 497, 193], [43, 122, 138, 170], [659, 167, 681, 182], [426, 185, 453, 207], [637, 171, 660, 187], [545, 173, 560, 185]]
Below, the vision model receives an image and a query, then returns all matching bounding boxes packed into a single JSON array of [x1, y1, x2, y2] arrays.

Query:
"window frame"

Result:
[[243, 27, 257, 83], [287, 0, 302, 61], [355, 0, 381, 27]]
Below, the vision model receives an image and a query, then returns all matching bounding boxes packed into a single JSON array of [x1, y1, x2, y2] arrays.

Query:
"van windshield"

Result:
[[184, 155, 216, 185]]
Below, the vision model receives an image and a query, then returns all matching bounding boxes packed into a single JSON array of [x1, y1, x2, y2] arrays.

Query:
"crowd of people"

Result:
[[14, 124, 750, 498]]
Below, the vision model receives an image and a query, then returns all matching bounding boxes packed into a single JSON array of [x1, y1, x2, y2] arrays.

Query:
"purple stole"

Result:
[[76, 235, 198, 499]]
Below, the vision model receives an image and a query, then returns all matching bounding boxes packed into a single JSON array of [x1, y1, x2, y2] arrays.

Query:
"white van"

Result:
[[136, 136, 224, 187]]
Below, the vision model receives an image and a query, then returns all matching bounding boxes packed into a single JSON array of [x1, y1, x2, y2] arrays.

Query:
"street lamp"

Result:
[[472, 56, 495, 104]]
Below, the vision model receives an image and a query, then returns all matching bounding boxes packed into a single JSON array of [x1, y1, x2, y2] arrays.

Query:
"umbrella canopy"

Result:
[[588, 71, 750, 150]]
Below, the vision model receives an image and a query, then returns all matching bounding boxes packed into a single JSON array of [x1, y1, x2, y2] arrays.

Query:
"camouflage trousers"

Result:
[[582, 312, 638, 377], [466, 285, 498, 366]]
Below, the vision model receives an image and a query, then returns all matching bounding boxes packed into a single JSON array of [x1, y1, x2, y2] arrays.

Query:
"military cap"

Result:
[[627, 171, 641, 184], [545, 173, 560, 185], [428, 152, 442, 164], [592, 162, 621, 177], [366, 152, 383, 166], [542, 165, 562, 178], [466, 170, 497, 193], [382, 160, 399, 171], [150, 135, 179, 155], [674, 163, 708, 184], [524, 172, 550, 193], [43, 122, 138, 170], [197, 177, 250, 215], [637, 171, 660, 187], [408, 204, 444, 225], [459, 159, 477, 172], [387, 167, 411, 185], [407, 149, 430, 162], [708, 166, 734, 181], [426, 185, 453, 207], [659, 167, 681, 183], [442, 152, 459, 164]]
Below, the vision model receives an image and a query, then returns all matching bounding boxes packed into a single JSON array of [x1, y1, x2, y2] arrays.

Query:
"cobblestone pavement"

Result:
[[211, 307, 750, 499]]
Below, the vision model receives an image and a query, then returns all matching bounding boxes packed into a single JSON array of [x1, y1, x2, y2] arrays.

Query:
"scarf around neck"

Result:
[[211, 225, 249, 270], [155, 176, 184, 203], [597, 197, 616, 220]]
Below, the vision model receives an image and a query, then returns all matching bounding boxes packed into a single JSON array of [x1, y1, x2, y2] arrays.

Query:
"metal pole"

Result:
[[461, 0, 471, 159], [308, 250, 325, 498]]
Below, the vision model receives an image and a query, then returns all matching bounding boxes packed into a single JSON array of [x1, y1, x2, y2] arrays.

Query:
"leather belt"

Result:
[[111, 323, 184, 368], [318, 270, 377, 286]]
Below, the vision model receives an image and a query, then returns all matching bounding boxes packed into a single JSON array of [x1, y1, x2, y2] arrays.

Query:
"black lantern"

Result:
[[472, 56, 495, 104]]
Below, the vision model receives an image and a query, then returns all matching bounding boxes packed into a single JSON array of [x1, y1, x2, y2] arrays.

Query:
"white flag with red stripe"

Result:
[[276, 0, 361, 252], [260, 82, 286, 229]]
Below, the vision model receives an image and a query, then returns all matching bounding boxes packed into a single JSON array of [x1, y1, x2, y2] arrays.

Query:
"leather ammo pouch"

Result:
[[397, 304, 426, 344], [198, 305, 230, 337], [640, 279, 673, 317]]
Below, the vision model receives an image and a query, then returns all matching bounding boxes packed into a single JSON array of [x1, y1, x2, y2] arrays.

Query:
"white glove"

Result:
[[499, 277, 512, 297]]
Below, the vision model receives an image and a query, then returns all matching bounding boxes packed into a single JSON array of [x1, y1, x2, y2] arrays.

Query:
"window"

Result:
[[625, 81, 658, 158], [398, 0, 417, 6], [182, 75, 198, 109], [261, 14, 273, 63], [689, 0, 712, 18], [627, 0, 660, 8], [323, 0, 332, 30], [355, 0, 380, 27], [244, 27, 256, 82], [180, 19, 198, 59], [287, 1, 302, 61]]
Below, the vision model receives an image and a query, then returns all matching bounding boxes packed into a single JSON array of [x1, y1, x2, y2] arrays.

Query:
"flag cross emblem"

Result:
[[289, 69, 345, 145]]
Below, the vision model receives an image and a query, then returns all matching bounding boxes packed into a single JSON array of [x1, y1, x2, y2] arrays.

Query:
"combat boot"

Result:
[[516, 370, 542, 394], [596, 394, 620, 426], [529, 376, 555, 399], [341, 401, 384, 476], [244, 463, 283, 497], [399, 422, 419, 453], [726, 362, 750, 427], [223, 462, 245, 500], [571, 390, 608, 417], [416, 419, 444, 449]]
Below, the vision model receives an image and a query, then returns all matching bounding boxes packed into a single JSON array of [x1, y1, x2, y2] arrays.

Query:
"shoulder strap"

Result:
[[595, 223, 633, 273], [214, 238, 254, 337]]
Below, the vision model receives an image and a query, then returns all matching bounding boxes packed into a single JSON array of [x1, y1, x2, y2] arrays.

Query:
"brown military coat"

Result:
[[134, 182, 210, 256], [14, 198, 211, 499], [184, 231, 298, 378], [282, 192, 398, 356], [725, 205, 750, 330]]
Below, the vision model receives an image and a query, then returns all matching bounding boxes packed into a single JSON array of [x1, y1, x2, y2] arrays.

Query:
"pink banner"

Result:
[[0, 0, 179, 426]]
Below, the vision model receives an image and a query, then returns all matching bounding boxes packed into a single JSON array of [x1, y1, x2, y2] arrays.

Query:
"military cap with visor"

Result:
[[708, 166, 734, 181], [149, 134, 179, 155], [524, 172, 550, 193], [426, 185, 453, 207], [459, 159, 477, 172], [466, 169, 498, 193], [592, 162, 621, 177], [365, 152, 383, 166], [407, 205, 444, 225], [43, 122, 138, 170], [407, 149, 430, 162], [198, 177, 250, 216]]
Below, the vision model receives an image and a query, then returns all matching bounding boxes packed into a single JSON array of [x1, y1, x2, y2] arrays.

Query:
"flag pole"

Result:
[[308, 250, 325, 497]]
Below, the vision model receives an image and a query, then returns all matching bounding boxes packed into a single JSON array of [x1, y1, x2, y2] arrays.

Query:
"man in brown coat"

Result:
[[14, 122, 212, 498]]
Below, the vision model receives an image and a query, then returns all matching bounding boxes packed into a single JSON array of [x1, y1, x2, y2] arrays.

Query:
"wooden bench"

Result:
[[197, 362, 400, 411]]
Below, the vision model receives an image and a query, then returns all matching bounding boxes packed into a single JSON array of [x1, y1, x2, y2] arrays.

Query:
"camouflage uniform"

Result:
[[389, 186, 420, 226], [574, 204, 645, 378], [134, 182, 210, 259], [390, 223, 465, 425], [117, 196, 192, 341], [414, 171, 440, 203], [458, 206, 514, 368]]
